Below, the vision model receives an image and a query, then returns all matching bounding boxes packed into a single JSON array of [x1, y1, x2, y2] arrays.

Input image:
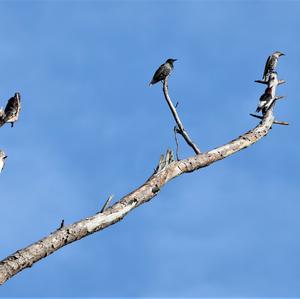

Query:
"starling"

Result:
[[256, 87, 274, 114], [0, 150, 7, 174], [262, 51, 284, 81], [0, 108, 4, 126], [149, 58, 177, 85], [3, 92, 21, 127]]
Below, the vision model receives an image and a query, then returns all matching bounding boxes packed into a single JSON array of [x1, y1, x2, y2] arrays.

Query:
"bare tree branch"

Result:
[[0, 61, 287, 285], [162, 78, 201, 155], [0, 107, 276, 285]]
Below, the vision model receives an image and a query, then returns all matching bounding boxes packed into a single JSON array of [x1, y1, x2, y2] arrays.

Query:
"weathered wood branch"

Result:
[[0, 60, 288, 285], [162, 78, 201, 154], [0, 107, 275, 285], [250, 113, 289, 125]]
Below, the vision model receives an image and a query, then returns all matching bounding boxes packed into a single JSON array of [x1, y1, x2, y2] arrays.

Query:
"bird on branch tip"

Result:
[[262, 51, 284, 82], [3, 92, 21, 128], [149, 58, 177, 85], [0, 150, 8, 174]]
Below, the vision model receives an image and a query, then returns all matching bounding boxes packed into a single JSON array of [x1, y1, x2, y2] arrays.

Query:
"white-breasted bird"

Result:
[[0, 150, 7, 173], [3, 92, 21, 127], [262, 51, 285, 82], [149, 58, 177, 85], [256, 87, 274, 115]]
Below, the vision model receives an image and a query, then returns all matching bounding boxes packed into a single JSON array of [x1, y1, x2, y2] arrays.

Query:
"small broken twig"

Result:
[[100, 195, 114, 213], [255, 79, 285, 85], [154, 149, 175, 174], [59, 219, 64, 229], [250, 113, 289, 125], [173, 126, 180, 160], [255, 80, 268, 84]]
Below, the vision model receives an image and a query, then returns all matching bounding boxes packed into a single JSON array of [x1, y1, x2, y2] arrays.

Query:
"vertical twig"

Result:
[[173, 126, 180, 160], [162, 78, 201, 154]]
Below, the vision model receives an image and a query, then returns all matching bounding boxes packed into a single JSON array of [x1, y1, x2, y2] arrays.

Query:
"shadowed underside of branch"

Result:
[[0, 108, 275, 285]]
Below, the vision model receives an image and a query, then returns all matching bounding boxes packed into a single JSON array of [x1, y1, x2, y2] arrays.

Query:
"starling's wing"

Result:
[[256, 94, 265, 113], [262, 55, 271, 79], [0, 108, 5, 127], [264, 94, 274, 110], [4, 97, 17, 116], [4, 94, 21, 123], [150, 64, 165, 85], [256, 93, 271, 113]]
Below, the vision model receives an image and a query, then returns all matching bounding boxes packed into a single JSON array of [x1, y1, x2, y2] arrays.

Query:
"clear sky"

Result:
[[0, 0, 299, 297]]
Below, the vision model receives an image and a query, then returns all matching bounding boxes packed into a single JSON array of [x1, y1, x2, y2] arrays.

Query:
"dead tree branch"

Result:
[[0, 107, 276, 285], [162, 78, 201, 155], [0, 57, 288, 285]]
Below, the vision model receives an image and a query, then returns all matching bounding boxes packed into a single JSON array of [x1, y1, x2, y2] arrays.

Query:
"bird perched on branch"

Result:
[[256, 87, 274, 115], [0, 108, 4, 126], [149, 58, 177, 85], [3, 92, 21, 127], [262, 51, 284, 82], [0, 150, 7, 174]]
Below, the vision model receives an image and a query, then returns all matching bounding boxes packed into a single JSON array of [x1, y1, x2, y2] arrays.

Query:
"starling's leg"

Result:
[[11, 123, 14, 128]]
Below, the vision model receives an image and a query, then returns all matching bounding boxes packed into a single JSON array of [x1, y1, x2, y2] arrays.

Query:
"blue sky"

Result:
[[0, 0, 299, 296]]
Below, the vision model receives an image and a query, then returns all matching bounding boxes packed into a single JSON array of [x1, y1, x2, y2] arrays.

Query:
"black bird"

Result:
[[262, 51, 284, 82], [149, 58, 177, 85], [256, 87, 274, 114], [3, 92, 21, 127]]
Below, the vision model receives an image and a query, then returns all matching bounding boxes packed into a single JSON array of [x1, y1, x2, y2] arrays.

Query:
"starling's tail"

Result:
[[149, 79, 155, 86]]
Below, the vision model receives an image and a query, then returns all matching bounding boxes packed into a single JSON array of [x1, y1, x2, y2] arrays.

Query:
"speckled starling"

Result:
[[149, 58, 177, 85], [256, 87, 274, 115], [3, 92, 21, 127], [262, 51, 284, 81], [0, 150, 7, 174]]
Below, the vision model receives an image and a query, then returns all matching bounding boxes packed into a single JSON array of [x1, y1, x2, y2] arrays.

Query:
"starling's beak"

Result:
[[173, 59, 178, 61], [281, 53, 285, 56], [3, 156, 7, 159]]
